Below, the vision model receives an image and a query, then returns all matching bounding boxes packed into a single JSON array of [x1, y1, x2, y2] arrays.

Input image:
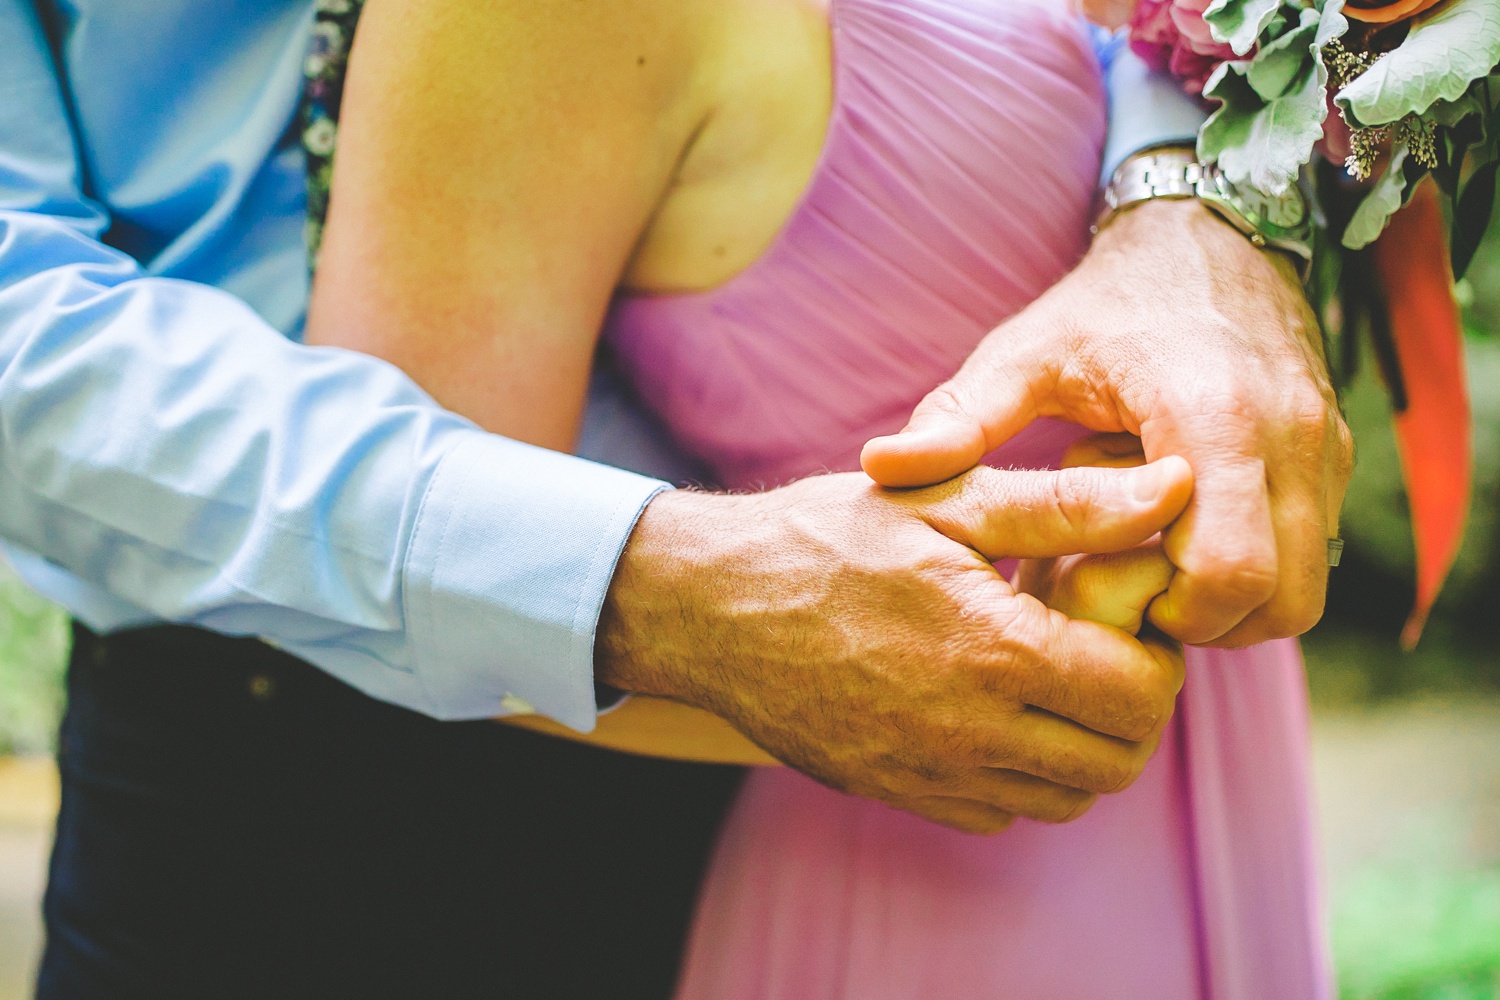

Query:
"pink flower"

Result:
[[1129, 0, 1240, 96], [1317, 88, 1355, 166]]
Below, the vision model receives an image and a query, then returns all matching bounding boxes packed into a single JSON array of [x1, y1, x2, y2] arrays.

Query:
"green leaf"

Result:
[[1201, 59, 1325, 194], [1247, 8, 1320, 101], [1427, 92, 1487, 130], [1336, 0, 1500, 128], [1204, 0, 1284, 56], [1198, 2, 1348, 194], [1342, 147, 1412, 249], [1197, 3, 1351, 194], [1431, 87, 1489, 197], [1452, 158, 1498, 278], [1313, 0, 1351, 58]]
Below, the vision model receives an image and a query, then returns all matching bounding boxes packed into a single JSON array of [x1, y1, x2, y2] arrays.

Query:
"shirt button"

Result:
[[248, 674, 276, 702]]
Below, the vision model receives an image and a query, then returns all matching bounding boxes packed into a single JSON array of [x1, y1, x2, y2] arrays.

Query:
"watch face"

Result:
[[1224, 175, 1308, 231]]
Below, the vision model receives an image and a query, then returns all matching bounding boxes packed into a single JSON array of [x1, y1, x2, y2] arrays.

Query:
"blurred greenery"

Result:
[[1, 213, 1500, 998], [0, 561, 66, 757], [1334, 868, 1500, 1000], [1301, 200, 1500, 999]]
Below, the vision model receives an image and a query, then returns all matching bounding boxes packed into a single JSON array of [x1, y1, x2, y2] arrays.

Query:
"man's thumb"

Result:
[[861, 372, 1035, 487]]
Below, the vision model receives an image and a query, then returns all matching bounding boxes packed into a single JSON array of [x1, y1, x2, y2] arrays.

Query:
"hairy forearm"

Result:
[[500, 489, 783, 765]]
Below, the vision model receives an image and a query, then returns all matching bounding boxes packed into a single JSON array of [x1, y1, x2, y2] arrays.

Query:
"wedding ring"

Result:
[[1327, 538, 1344, 568]]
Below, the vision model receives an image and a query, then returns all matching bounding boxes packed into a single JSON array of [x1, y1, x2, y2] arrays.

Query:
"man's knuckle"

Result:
[[1088, 755, 1139, 795], [988, 603, 1062, 696], [1182, 546, 1278, 604], [1112, 707, 1159, 745], [924, 382, 972, 420], [1033, 790, 1098, 825], [1115, 675, 1174, 743], [1332, 416, 1356, 480], [1057, 792, 1100, 824], [1263, 586, 1327, 639], [1288, 391, 1332, 434], [1172, 377, 1255, 420], [1051, 468, 1100, 530]]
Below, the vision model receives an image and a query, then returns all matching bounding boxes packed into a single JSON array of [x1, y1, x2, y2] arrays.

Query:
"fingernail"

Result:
[[1133, 457, 1191, 505]]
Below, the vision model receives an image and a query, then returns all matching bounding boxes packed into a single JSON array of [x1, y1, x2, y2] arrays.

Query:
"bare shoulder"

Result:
[[304, 0, 734, 446], [623, 0, 834, 292], [306, 0, 832, 374]]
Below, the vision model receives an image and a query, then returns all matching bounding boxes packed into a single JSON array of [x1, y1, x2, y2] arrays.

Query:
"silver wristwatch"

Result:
[[1099, 145, 1313, 280]]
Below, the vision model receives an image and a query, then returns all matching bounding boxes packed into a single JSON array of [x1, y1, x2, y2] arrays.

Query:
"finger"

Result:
[[1044, 546, 1176, 634], [860, 356, 1039, 488], [1211, 465, 1331, 647], [1061, 432, 1146, 470], [909, 459, 1193, 562], [904, 765, 1099, 823], [990, 597, 1185, 743], [982, 705, 1156, 795], [894, 795, 1016, 835], [1211, 405, 1353, 646], [1145, 438, 1277, 645], [1011, 555, 1057, 606], [946, 768, 1099, 824]]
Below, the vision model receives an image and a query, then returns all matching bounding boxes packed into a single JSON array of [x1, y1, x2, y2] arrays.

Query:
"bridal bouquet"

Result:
[[1095, 0, 1500, 643]]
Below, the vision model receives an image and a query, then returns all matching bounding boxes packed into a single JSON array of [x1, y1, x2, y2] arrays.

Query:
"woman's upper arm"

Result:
[[305, 0, 711, 449]]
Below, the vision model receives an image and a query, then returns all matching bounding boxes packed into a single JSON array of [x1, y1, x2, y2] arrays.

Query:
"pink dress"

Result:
[[604, 0, 1331, 996]]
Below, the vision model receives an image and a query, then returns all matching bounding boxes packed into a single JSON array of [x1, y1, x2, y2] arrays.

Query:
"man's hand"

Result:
[[596, 459, 1192, 834], [862, 200, 1354, 648]]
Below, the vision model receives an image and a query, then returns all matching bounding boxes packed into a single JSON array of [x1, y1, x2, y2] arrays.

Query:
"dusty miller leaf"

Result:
[[1200, 61, 1321, 194], [1204, 0, 1284, 56], [1198, 2, 1348, 194], [1247, 8, 1321, 101], [1336, 0, 1500, 128], [1343, 147, 1412, 249]]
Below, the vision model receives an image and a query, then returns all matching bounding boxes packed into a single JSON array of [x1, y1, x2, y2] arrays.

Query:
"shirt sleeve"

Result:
[[1092, 28, 1209, 183], [0, 0, 662, 730]]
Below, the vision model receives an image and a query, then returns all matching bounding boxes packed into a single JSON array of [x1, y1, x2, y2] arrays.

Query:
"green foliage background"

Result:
[[0, 564, 66, 757]]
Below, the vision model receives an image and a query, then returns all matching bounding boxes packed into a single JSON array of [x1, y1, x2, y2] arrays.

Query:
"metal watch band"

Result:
[[1097, 146, 1314, 279], [1100, 146, 1206, 223]]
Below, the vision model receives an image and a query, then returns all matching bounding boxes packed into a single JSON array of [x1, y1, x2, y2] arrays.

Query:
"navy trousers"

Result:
[[38, 624, 743, 1000]]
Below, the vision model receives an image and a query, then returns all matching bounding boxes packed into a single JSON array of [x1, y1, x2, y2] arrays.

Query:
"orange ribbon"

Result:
[[1342, 0, 1446, 23], [1369, 180, 1471, 647]]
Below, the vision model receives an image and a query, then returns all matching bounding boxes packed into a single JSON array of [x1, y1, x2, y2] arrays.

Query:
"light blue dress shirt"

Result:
[[0, 0, 1202, 730]]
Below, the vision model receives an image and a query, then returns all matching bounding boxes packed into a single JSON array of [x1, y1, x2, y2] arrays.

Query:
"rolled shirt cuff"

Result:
[[402, 431, 667, 730], [1101, 47, 1208, 184]]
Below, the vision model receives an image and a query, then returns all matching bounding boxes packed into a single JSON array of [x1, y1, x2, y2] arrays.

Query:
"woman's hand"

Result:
[[1014, 433, 1178, 637], [1016, 546, 1175, 636]]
